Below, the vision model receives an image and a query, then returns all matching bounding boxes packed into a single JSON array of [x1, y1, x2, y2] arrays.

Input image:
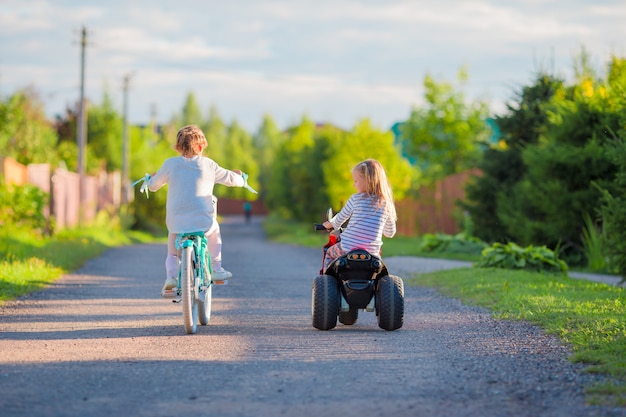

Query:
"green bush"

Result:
[[419, 232, 487, 255], [0, 183, 50, 234], [476, 241, 568, 275]]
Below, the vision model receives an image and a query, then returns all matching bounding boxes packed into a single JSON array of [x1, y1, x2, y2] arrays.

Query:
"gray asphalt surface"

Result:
[[1, 216, 624, 417]]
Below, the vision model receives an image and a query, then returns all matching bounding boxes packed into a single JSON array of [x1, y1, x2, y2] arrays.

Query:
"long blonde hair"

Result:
[[176, 125, 208, 157], [353, 159, 397, 221]]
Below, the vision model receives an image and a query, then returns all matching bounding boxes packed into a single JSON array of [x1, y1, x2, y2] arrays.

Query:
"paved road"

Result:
[[0, 217, 623, 417]]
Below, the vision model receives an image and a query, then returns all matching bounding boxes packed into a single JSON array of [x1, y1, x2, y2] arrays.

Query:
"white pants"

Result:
[[165, 217, 225, 278]]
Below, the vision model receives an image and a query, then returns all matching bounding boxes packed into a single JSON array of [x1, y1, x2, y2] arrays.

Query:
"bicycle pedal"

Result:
[[161, 289, 178, 299]]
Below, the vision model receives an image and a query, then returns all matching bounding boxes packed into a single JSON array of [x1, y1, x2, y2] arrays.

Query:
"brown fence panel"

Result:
[[51, 168, 80, 229], [396, 169, 481, 236], [1, 157, 28, 185], [83, 176, 98, 224], [98, 170, 121, 212], [2, 157, 122, 230], [28, 163, 51, 219]]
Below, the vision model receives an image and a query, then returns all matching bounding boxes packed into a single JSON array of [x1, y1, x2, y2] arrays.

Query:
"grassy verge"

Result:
[[264, 215, 626, 406], [410, 268, 626, 406], [0, 216, 157, 303]]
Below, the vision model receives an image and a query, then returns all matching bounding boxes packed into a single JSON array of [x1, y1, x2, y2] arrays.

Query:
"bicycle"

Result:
[[165, 231, 221, 334], [133, 173, 257, 334]]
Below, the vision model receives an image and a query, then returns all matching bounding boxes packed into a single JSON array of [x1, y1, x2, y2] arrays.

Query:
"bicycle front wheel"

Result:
[[181, 245, 198, 334]]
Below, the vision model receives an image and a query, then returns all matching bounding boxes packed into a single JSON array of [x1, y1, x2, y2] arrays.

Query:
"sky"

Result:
[[1, 0, 625, 133]]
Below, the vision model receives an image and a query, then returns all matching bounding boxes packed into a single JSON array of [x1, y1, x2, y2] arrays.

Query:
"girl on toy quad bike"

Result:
[[322, 159, 397, 271]]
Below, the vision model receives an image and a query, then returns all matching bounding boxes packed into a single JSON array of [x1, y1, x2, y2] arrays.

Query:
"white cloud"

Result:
[[1, 0, 625, 132]]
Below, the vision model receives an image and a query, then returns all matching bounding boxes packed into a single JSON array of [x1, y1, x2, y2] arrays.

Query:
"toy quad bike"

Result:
[[311, 209, 404, 331]]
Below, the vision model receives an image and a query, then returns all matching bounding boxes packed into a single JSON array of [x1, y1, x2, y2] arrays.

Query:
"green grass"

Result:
[[410, 268, 626, 406], [0, 215, 157, 303], [263, 215, 626, 407]]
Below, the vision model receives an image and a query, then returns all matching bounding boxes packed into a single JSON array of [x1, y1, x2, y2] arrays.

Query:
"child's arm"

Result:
[[383, 216, 396, 238]]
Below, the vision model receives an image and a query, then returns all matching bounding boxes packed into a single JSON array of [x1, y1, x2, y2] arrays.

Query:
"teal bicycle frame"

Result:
[[174, 231, 216, 334], [176, 231, 211, 294]]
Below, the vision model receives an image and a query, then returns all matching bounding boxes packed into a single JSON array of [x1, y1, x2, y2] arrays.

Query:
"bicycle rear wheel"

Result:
[[181, 245, 198, 334], [198, 284, 212, 325]]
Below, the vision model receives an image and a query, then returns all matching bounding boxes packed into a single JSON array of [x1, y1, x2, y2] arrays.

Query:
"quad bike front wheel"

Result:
[[376, 275, 404, 331], [338, 309, 359, 325], [312, 275, 339, 330]]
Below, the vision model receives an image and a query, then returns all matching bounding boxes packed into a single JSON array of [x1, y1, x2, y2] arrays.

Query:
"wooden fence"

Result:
[[1, 157, 121, 229], [395, 168, 481, 236], [2, 156, 479, 236]]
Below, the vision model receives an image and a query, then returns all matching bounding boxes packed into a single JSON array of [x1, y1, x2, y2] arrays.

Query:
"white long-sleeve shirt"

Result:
[[330, 193, 396, 255], [147, 155, 244, 233]]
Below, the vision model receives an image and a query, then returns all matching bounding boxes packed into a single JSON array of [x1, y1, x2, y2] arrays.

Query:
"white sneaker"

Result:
[[161, 276, 177, 296], [212, 270, 232, 280]]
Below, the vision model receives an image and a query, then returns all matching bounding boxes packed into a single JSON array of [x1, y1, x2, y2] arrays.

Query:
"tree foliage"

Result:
[[463, 74, 564, 243], [264, 117, 412, 221], [464, 54, 626, 267], [596, 56, 626, 280], [401, 67, 492, 183], [0, 88, 59, 165], [87, 88, 123, 171]]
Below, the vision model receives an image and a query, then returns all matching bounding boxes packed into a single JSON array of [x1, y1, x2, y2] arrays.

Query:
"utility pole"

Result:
[[77, 26, 88, 224], [121, 72, 134, 205]]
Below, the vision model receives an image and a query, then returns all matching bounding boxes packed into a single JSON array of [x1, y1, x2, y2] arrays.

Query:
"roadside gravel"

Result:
[[0, 216, 624, 417]]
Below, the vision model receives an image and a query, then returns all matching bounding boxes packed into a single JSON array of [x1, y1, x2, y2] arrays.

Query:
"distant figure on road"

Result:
[[243, 200, 252, 223]]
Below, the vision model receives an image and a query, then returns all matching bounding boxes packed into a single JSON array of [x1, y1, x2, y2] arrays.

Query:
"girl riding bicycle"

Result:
[[146, 125, 246, 296]]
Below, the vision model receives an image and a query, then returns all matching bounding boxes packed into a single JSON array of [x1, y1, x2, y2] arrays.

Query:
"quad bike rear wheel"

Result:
[[376, 275, 404, 331], [312, 275, 339, 330]]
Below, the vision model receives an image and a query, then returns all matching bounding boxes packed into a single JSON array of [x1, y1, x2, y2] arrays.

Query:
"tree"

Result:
[[88, 88, 123, 171], [401, 67, 491, 183], [463, 74, 563, 242], [497, 55, 621, 260], [265, 118, 412, 221], [0, 88, 59, 165], [217, 120, 259, 200], [253, 114, 284, 200], [201, 106, 226, 166], [177, 92, 203, 127], [323, 119, 412, 213], [592, 56, 626, 278]]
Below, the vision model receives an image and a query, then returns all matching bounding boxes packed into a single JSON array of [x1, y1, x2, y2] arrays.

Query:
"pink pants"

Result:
[[324, 242, 345, 270]]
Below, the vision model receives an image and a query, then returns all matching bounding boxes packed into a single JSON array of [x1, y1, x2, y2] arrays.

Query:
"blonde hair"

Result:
[[353, 159, 397, 221], [176, 125, 208, 157]]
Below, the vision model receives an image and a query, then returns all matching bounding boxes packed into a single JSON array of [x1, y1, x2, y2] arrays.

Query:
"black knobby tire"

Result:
[[181, 245, 198, 334], [376, 275, 404, 331], [312, 275, 339, 330], [338, 309, 358, 325]]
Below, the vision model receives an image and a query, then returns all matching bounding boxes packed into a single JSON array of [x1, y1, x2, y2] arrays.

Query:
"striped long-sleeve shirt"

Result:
[[330, 193, 396, 256]]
